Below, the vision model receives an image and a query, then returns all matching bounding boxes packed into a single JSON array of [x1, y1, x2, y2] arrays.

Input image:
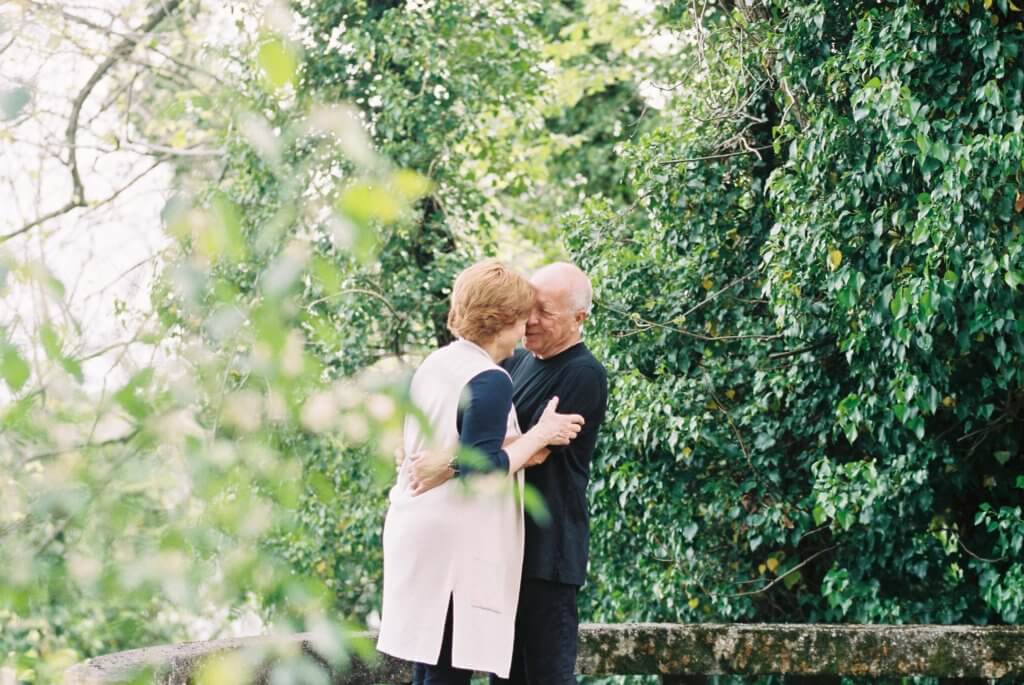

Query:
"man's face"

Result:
[[524, 282, 580, 359]]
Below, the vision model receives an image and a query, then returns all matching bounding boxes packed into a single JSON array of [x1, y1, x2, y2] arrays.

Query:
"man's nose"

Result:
[[528, 310, 540, 325]]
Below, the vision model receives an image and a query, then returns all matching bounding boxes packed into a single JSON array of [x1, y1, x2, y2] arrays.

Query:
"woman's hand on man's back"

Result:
[[407, 450, 455, 496]]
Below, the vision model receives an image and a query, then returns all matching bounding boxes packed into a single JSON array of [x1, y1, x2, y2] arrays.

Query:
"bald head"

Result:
[[530, 262, 593, 315], [524, 262, 593, 359]]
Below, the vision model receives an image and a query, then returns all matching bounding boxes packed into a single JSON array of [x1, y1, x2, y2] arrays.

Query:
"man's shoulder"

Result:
[[549, 350, 607, 408], [564, 345, 607, 382]]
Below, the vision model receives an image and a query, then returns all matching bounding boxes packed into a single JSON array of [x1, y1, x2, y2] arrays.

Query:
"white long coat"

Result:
[[376, 339, 524, 677]]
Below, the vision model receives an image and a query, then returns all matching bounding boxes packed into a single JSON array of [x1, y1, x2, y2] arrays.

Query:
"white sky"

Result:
[[0, 0, 685, 403], [0, 2, 274, 636], [1, 1, 190, 397]]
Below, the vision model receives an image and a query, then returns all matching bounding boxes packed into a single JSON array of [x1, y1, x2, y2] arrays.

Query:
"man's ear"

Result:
[[575, 310, 587, 327]]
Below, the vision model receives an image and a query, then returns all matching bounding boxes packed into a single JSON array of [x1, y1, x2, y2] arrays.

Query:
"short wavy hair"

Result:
[[447, 260, 535, 344]]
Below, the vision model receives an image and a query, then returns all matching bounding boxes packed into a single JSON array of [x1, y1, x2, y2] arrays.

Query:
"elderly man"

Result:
[[409, 262, 608, 684]]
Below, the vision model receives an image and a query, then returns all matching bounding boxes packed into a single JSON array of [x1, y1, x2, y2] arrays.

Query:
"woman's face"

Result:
[[493, 317, 528, 361]]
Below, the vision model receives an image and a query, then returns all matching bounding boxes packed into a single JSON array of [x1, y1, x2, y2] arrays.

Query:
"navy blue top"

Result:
[[455, 369, 513, 474]]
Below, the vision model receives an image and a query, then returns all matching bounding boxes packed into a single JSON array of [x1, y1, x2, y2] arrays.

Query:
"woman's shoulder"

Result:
[[415, 341, 506, 384], [466, 368, 512, 395]]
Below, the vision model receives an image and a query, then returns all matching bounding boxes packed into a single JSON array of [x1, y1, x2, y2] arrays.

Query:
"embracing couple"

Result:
[[377, 260, 608, 684]]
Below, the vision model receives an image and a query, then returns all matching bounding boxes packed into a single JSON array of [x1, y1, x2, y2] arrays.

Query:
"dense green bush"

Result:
[[145, 0, 655, 630], [176, 0, 659, 626], [572, 0, 1023, 625]]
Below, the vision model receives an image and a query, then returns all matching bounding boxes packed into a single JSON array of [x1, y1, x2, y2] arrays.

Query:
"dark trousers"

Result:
[[489, 578, 579, 685], [412, 595, 473, 685]]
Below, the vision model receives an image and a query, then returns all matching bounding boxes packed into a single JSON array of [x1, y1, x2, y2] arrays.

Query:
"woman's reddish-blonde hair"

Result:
[[447, 260, 535, 344]]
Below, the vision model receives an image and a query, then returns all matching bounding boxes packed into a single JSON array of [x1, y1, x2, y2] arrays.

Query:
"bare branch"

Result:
[[5, 155, 168, 246], [798, 524, 832, 543], [678, 267, 760, 321], [657, 144, 773, 166], [1, 200, 85, 244], [24, 0, 138, 40], [702, 369, 767, 492], [767, 337, 837, 360], [18, 428, 141, 467], [0, 30, 17, 56], [80, 155, 168, 212], [958, 536, 1007, 564], [123, 143, 225, 158], [598, 300, 784, 343], [86, 252, 163, 302], [307, 288, 406, 321], [1, 0, 184, 245], [77, 336, 146, 363], [779, 77, 808, 129], [724, 545, 840, 598]]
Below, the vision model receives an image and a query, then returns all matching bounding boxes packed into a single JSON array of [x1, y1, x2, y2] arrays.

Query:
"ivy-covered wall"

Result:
[[572, 0, 1023, 626]]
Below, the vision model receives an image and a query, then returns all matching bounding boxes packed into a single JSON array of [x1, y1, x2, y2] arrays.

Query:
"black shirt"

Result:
[[502, 342, 608, 586]]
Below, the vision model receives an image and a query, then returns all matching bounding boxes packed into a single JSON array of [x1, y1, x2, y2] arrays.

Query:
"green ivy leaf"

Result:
[[0, 344, 30, 391], [257, 37, 298, 90], [114, 368, 155, 420]]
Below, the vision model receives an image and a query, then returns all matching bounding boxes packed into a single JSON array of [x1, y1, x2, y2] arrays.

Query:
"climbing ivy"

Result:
[[572, 0, 1024, 627]]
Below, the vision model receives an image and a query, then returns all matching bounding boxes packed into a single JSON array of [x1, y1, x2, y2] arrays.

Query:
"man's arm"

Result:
[[524, 363, 607, 482], [530, 363, 607, 456]]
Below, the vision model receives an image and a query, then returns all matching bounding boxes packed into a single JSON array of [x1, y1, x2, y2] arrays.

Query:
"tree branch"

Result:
[[1, 0, 184, 245], [678, 267, 760, 320], [1, 200, 85, 244], [724, 544, 839, 598], [307, 288, 406, 321], [18, 428, 141, 468], [702, 369, 770, 493], [657, 144, 773, 166], [598, 300, 784, 343], [958, 537, 1006, 564], [25, 0, 136, 40], [767, 336, 837, 360]]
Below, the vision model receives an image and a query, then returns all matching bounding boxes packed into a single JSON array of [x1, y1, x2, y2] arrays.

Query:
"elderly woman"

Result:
[[377, 260, 584, 683]]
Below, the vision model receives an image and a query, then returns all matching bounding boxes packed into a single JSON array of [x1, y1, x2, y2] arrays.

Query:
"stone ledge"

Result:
[[576, 623, 1024, 678], [64, 623, 1024, 684]]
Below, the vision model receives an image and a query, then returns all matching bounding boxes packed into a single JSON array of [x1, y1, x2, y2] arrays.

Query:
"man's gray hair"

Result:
[[571, 279, 593, 316]]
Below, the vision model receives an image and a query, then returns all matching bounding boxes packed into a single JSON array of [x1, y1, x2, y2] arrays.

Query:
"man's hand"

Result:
[[407, 450, 454, 496]]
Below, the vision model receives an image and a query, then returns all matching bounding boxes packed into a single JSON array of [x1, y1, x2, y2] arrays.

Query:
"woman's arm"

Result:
[[407, 382, 583, 495], [500, 396, 580, 473], [456, 370, 515, 474], [503, 435, 551, 468], [458, 372, 582, 475]]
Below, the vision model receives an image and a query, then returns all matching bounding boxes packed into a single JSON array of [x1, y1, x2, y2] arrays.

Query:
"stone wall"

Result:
[[64, 623, 1024, 684]]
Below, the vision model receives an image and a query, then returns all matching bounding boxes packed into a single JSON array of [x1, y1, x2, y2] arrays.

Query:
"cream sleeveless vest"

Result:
[[376, 339, 524, 677]]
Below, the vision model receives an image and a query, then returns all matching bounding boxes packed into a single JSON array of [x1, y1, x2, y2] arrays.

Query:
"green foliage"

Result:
[[8, 0, 1022, 681], [263, 436, 390, 624], [572, 0, 1024, 626], [157, 0, 661, 628], [5, 0, 659, 675]]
